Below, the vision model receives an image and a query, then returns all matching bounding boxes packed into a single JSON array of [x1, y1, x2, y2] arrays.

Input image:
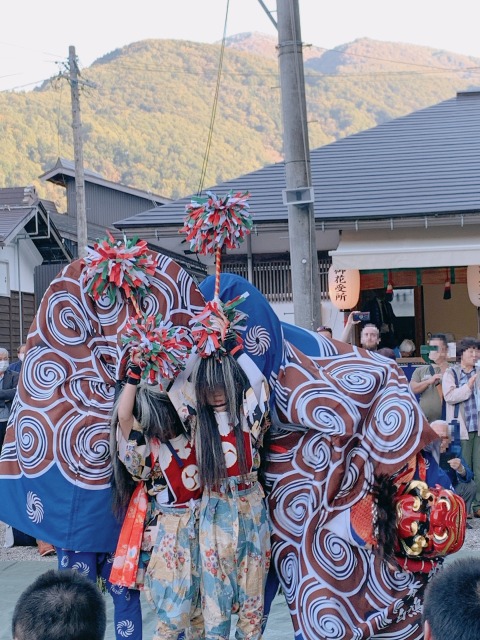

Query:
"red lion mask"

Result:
[[395, 480, 466, 558]]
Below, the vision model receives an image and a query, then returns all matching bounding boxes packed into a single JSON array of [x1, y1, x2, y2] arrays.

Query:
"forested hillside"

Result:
[[0, 33, 479, 207]]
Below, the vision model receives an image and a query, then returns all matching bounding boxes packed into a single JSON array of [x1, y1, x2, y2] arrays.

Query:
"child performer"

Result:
[[191, 348, 271, 640], [110, 354, 204, 640]]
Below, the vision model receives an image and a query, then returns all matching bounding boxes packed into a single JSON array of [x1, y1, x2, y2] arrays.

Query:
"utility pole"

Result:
[[68, 46, 88, 258], [276, 0, 321, 329]]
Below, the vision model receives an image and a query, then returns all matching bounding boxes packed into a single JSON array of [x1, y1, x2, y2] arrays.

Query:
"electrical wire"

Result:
[[196, 0, 230, 196]]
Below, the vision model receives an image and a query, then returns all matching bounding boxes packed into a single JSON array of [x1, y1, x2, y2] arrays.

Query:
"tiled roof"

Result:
[[115, 91, 480, 230], [0, 186, 41, 244], [40, 158, 171, 205]]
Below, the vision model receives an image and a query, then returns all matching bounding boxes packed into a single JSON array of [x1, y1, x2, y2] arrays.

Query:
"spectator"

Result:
[[399, 339, 415, 357], [12, 569, 106, 640], [316, 325, 332, 339], [361, 289, 396, 348], [430, 419, 476, 520], [8, 344, 26, 373], [422, 557, 480, 640], [442, 337, 480, 517], [340, 311, 361, 343], [410, 334, 449, 423], [0, 348, 19, 452], [359, 323, 381, 351], [377, 347, 397, 361]]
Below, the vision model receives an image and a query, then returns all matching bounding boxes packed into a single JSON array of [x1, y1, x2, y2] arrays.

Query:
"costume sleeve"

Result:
[[237, 351, 269, 405], [117, 425, 154, 482], [442, 367, 472, 404]]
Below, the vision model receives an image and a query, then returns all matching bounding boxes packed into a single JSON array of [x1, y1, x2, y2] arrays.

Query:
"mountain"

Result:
[[0, 33, 479, 207]]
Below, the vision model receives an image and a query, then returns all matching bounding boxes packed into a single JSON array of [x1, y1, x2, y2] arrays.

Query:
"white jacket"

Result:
[[442, 364, 479, 439]]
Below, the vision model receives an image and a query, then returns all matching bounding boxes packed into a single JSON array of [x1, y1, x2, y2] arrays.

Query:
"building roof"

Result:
[[115, 90, 480, 232], [40, 158, 172, 206], [0, 187, 71, 260]]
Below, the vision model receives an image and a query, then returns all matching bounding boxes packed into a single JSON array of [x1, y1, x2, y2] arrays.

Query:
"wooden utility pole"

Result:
[[276, 0, 321, 329], [68, 46, 88, 258]]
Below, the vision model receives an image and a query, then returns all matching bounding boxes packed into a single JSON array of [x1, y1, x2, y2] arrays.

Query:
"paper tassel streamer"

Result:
[[444, 269, 452, 300], [190, 293, 249, 358], [181, 191, 253, 255], [122, 313, 193, 386], [84, 233, 157, 308], [385, 272, 394, 302]]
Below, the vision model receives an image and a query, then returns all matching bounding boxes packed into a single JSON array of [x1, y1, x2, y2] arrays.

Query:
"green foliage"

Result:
[[0, 35, 478, 202]]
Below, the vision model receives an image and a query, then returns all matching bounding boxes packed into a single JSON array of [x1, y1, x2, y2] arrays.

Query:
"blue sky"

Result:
[[1, 0, 479, 91]]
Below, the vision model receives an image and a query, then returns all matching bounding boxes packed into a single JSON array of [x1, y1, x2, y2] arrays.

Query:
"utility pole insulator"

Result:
[[68, 45, 88, 259]]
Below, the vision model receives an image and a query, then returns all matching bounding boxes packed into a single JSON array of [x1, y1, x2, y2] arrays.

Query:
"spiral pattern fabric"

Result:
[[200, 273, 440, 639], [267, 340, 437, 640], [0, 253, 204, 552]]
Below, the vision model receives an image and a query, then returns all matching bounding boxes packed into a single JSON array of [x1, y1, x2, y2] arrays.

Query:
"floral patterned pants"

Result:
[[199, 477, 271, 640], [143, 502, 203, 640]]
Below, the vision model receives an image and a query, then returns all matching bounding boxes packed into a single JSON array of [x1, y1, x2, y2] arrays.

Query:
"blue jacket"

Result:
[[439, 451, 474, 488]]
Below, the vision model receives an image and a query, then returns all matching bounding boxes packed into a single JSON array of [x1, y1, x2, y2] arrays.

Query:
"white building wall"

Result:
[[0, 237, 43, 294]]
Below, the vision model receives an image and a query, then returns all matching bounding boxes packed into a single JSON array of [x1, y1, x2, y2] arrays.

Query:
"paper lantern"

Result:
[[328, 266, 360, 311], [467, 265, 480, 307]]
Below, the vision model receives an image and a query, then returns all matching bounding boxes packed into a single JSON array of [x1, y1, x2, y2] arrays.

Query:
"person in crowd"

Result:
[[399, 338, 416, 357], [109, 352, 203, 640], [429, 419, 476, 522], [377, 347, 397, 361], [316, 325, 332, 339], [410, 334, 450, 423], [189, 351, 271, 640], [442, 337, 480, 516], [422, 558, 480, 640], [361, 288, 396, 348], [339, 311, 361, 343], [360, 323, 381, 351], [0, 348, 19, 452], [8, 344, 26, 373], [11, 569, 106, 640]]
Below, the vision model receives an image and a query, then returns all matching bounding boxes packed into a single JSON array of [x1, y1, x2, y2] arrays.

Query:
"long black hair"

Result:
[[110, 384, 183, 518], [192, 354, 249, 489]]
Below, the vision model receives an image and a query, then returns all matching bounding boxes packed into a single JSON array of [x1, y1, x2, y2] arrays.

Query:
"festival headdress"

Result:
[[84, 232, 192, 387], [83, 232, 156, 316], [180, 190, 253, 358], [121, 313, 192, 388]]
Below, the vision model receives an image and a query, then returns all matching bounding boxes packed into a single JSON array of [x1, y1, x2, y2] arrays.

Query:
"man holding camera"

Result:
[[429, 419, 476, 520], [410, 334, 449, 423]]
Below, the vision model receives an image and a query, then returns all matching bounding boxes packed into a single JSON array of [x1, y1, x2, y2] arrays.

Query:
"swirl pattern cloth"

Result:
[[267, 340, 437, 640], [201, 274, 439, 640], [0, 253, 204, 552]]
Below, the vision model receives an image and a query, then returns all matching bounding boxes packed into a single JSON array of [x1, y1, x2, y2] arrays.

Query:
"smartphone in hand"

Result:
[[352, 311, 370, 322]]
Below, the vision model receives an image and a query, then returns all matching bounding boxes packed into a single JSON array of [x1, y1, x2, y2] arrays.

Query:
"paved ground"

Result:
[[2, 535, 480, 639], [0, 558, 293, 640]]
